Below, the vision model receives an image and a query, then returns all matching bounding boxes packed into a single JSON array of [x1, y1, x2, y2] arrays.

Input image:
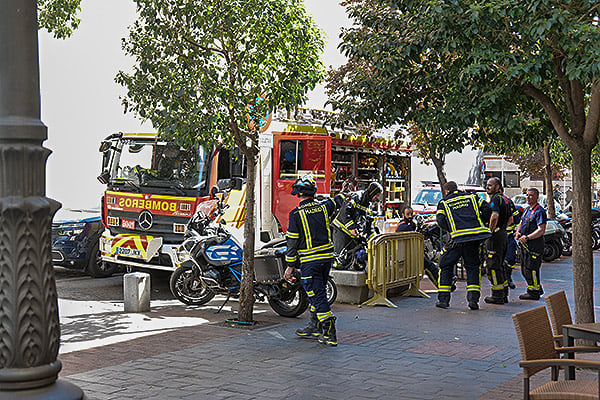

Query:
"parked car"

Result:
[[511, 194, 562, 214], [52, 207, 115, 277], [412, 183, 487, 220]]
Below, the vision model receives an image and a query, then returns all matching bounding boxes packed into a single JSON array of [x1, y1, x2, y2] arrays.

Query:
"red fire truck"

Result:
[[97, 109, 412, 273]]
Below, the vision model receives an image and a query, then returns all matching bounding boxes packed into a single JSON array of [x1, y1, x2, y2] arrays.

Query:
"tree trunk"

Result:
[[570, 145, 595, 324], [430, 152, 447, 187], [543, 142, 556, 219], [238, 148, 257, 322]]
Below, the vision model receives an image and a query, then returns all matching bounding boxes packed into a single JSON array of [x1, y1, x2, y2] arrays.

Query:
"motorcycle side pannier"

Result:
[[254, 248, 285, 282]]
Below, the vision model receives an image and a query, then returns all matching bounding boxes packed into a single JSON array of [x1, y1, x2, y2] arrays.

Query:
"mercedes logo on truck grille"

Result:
[[138, 210, 153, 230]]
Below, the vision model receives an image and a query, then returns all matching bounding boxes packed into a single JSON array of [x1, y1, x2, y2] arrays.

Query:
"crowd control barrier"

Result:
[[362, 232, 429, 307]]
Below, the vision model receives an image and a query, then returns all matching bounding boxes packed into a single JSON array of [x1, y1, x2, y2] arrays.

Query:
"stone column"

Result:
[[0, 1, 83, 398]]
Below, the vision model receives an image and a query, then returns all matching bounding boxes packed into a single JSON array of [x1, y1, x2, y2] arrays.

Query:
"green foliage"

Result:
[[38, 0, 82, 39], [116, 0, 325, 151]]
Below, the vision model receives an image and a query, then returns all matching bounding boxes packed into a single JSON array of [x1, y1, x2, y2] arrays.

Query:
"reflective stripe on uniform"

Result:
[[317, 311, 334, 321], [298, 242, 334, 256], [300, 252, 334, 263], [298, 210, 312, 249], [438, 285, 452, 293], [467, 284, 480, 292], [286, 231, 300, 239]]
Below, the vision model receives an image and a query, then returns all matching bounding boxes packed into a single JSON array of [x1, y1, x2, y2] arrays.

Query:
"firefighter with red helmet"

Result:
[[284, 175, 346, 346]]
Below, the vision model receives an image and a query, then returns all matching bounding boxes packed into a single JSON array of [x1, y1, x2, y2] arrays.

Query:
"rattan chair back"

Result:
[[513, 305, 558, 377], [546, 290, 573, 338]]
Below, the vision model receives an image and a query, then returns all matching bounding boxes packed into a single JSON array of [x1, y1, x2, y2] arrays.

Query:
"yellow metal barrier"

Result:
[[362, 232, 429, 307]]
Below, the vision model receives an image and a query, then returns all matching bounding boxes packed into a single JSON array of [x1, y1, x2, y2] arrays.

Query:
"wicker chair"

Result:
[[512, 305, 600, 399], [545, 290, 575, 346]]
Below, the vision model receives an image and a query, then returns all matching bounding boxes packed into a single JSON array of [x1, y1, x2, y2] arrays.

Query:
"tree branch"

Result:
[[522, 83, 574, 148]]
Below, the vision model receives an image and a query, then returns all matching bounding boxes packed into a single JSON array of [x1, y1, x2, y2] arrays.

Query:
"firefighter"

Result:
[[515, 188, 547, 300], [332, 182, 383, 269], [436, 181, 492, 310], [284, 175, 346, 346], [483, 177, 513, 305], [503, 190, 521, 290], [396, 206, 441, 288]]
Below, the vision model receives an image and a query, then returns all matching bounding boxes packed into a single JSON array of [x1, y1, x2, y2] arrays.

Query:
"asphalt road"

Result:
[[54, 266, 175, 302]]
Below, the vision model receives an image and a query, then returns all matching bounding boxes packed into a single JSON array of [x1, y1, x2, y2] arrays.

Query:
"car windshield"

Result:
[[112, 141, 208, 190], [413, 189, 443, 205]]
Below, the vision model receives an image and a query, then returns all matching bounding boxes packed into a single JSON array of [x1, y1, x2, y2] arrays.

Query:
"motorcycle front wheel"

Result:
[[170, 266, 216, 305], [326, 276, 338, 305], [268, 286, 309, 318]]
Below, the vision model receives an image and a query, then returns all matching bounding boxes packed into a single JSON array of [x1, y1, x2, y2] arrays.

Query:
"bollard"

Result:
[[124, 272, 151, 312]]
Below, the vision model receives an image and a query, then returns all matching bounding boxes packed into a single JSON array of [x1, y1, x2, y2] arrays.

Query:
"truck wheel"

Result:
[[87, 242, 117, 278]]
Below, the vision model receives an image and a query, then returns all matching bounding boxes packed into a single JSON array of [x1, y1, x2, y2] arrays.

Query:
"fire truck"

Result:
[[97, 109, 412, 273]]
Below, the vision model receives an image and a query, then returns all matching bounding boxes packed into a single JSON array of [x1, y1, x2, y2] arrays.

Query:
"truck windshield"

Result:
[[112, 141, 208, 192]]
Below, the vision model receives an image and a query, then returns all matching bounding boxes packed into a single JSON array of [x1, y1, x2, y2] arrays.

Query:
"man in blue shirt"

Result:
[[515, 188, 547, 300]]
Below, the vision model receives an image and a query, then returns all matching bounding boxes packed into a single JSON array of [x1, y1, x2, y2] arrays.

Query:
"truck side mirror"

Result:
[[97, 171, 110, 185]]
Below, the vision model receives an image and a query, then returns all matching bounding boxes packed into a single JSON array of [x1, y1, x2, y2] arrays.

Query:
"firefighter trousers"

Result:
[[520, 243, 543, 295], [300, 260, 334, 322], [438, 240, 482, 304], [486, 230, 508, 298], [503, 233, 517, 279]]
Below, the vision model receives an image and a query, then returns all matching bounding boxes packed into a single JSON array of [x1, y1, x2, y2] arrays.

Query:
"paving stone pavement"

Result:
[[58, 251, 600, 400]]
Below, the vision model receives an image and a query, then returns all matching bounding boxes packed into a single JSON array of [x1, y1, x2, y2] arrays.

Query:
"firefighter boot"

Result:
[[484, 290, 505, 305], [467, 291, 479, 310], [318, 317, 338, 347], [296, 312, 320, 339], [504, 286, 509, 303], [436, 293, 450, 309], [506, 266, 516, 289]]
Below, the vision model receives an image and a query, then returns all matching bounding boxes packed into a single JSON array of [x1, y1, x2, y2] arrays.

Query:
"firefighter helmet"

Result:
[[366, 182, 383, 200], [291, 175, 317, 197]]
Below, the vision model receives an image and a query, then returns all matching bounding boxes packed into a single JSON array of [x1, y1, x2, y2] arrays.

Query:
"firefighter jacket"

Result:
[[286, 194, 346, 267], [331, 192, 371, 238], [436, 190, 492, 243]]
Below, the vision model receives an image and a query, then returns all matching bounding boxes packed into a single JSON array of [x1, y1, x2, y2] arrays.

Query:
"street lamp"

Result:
[[0, 1, 83, 398]]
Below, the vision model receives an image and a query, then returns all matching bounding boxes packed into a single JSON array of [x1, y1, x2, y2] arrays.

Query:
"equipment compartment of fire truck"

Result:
[[97, 109, 411, 273]]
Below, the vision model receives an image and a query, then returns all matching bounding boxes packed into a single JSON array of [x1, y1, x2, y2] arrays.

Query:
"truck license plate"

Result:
[[117, 247, 142, 258]]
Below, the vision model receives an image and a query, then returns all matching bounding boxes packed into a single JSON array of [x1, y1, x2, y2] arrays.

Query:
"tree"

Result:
[[116, 0, 325, 322], [38, 0, 82, 39], [406, 124, 449, 187], [332, 0, 600, 323]]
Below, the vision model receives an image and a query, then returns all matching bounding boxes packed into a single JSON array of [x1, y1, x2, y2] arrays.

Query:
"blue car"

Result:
[[52, 208, 114, 277]]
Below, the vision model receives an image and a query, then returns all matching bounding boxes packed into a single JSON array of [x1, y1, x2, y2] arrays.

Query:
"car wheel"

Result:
[[87, 241, 117, 278]]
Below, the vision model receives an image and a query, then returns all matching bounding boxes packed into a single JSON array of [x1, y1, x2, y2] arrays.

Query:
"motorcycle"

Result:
[[542, 220, 565, 262], [169, 201, 336, 316], [556, 212, 572, 256], [333, 214, 375, 271]]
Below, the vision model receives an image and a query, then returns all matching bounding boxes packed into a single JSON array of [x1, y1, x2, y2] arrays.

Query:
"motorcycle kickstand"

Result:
[[215, 291, 232, 314]]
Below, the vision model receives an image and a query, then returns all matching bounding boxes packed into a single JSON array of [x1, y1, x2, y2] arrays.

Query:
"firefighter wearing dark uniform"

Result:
[[436, 181, 491, 310], [483, 177, 513, 305], [515, 188, 547, 300], [504, 194, 521, 290], [284, 175, 346, 346], [332, 182, 383, 269]]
